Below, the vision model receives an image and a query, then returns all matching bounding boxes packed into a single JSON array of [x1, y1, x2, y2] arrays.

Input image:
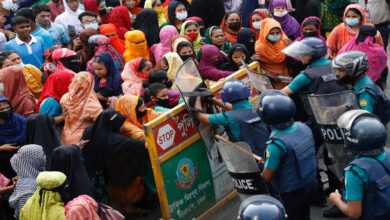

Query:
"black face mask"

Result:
[[336, 76, 352, 85], [59, 55, 82, 73], [165, 80, 173, 88], [156, 98, 170, 107], [302, 31, 317, 38], [99, 9, 107, 15], [200, 27, 206, 36], [228, 22, 241, 31], [180, 54, 193, 61], [136, 110, 146, 118], [0, 109, 12, 120]]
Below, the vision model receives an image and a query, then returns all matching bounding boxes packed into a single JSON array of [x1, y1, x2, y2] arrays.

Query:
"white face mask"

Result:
[[0, 83, 4, 93], [176, 12, 188, 20], [2, 0, 16, 11], [13, 63, 24, 69], [252, 21, 262, 30], [274, 10, 288, 18]]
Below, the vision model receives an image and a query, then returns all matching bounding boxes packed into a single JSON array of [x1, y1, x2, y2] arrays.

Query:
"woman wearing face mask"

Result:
[[180, 21, 202, 53], [269, 0, 300, 40], [237, 28, 258, 61], [84, 0, 112, 24], [144, 0, 166, 27], [171, 35, 196, 61], [295, 17, 326, 44], [220, 11, 242, 43], [52, 48, 82, 74], [327, 4, 383, 58], [203, 26, 231, 55], [249, 9, 266, 40], [134, 8, 160, 48], [255, 18, 290, 89], [99, 24, 125, 55], [164, 1, 188, 31], [198, 44, 234, 81], [109, 6, 132, 40], [121, 58, 153, 96], [123, 30, 151, 63], [159, 52, 183, 89], [144, 83, 179, 111], [150, 25, 179, 63]]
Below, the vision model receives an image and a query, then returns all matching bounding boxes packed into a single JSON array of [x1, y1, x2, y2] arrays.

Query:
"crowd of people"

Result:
[[0, 0, 389, 219]]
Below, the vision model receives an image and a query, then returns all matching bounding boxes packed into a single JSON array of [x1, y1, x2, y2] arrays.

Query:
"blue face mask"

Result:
[[267, 35, 281, 42], [84, 23, 99, 30], [252, 21, 262, 30], [345, 18, 359, 27]]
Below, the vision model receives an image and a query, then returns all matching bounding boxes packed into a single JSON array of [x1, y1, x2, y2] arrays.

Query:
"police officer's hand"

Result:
[[329, 189, 342, 205]]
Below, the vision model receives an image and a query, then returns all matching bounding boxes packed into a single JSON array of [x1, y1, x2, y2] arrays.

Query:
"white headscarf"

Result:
[[54, 0, 84, 34]]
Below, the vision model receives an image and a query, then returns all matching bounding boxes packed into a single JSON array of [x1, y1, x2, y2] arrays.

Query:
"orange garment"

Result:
[[60, 72, 103, 145], [99, 24, 125, 55], [121, 58, 148, 96], [220, 13, 242, 43], [115, 95, 163, 140], [123, 30, 150, 62], [327, 4, 383, 57], [255, 18, 289, 90], [22, 64, 43, 100]]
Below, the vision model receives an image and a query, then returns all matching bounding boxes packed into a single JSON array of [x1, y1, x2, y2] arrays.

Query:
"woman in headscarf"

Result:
[[42, 45, 62, 78], [37, 72, 73, 117], [327, 4, 383, 58], [122, 58, 153, 96], [144, 0, 166, 27], [123, 30, 150, 63], [92, 52, 123, 108], [60, 72, 103, 145], [319, 0, 350, 36], [77, 29, 99, 70], [86, 34, 124, 73], [295, 16, 326, 44], [52, 48, 82, 74], [0, 94, 26, 179], [134, 8, 160, 48], [164, 0, 188, 31], [122, 0, 142, 19], [198, 44, 234, 81], [159, 52, 183, 87], [65, 195, 100, 220], [109, 6, 132, 40], [54, 0, 84, 34], [219, 43, 250, 72], [0, 66, 36, 118], [22, 64, 44, 100], [180, 20, 202, 53], [171, 35, 196, 61], [237, 28, 257, 61], [255, 18, 290, 89], [249, 9, 267, 40], [9, 144, 46, 219], [50, 145, 95, 201], [151, 25, 179, 63], [220, 11, 243, 43], [269, 0, 300, 40], [338, 25, 388, 84], [19, 171, 67, 220], [99, 24, 125, 55], [203, 26, 231, 55], [84, 0, 111, 24], [144, 83, 180, 111], [82, 109, 147, 213]]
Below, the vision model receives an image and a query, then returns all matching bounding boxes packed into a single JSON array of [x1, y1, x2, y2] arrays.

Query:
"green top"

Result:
[[203, 26, 231, 55]]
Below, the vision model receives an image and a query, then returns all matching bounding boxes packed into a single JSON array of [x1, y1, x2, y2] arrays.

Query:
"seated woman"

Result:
[[198, 44, 234, 81], [60, 72, 103, 145], [220, 11, 243, 43], [159, 52, 183, 89], [147, 69, 180, 101], [9, 144, 46, 219], [0, 94, 26, 179], [269, 0, 300, 40], [122, 58, 153, 96], [82, 109, 148, 214], [99, 24, 125, 55], [180, 21, 202, 53], [92, 52, 123, 108], [144, 83, 180, 111], [19, 171, 67, 220], [219, 43, 250, 72], [171, 35, 196, 61], [327, 4, 383, 58], [123, 30, 151, 63], [0, 66, 36, 118], [237, 28, 258, 61], [65, 195, 101, 219], [249, 9, 267, 39], [255, 18, 290, 89], [203, 26, 231, 55], [295, 16, 326, 43], [150, 25, 179, 63]]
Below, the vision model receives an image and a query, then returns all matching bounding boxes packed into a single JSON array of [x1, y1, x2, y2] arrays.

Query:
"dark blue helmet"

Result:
[[300, 37, 327, 59], [282, 37, 327, 61], [220, 79, 251, 103], [256, 90, 295, 129], [337, 110, 387, 156], [238, 195, 287, 220]]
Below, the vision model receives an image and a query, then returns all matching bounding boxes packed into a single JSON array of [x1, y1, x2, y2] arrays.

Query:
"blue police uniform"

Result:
[[345, 148, 390, 220]]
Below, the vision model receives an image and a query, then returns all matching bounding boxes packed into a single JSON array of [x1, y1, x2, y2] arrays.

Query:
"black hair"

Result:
[[210, 26, 224, 37], [136, 97, 145, 109], [97, 0, 104, 6], [137, 58, 149, 72], [144, 83, 167, 103], [1, 50, 18, 58], [16, 8, 36, 21], [0, 56, 9, 68], [145, 69, 168, 87], [78, 11, 98, 22], [11, 16, 30, 28], [228, 43, 249, 63], [302, 18, 320, 29], [93, 56, 105, 64], [176, 41, 193, 54], [184, 21, 198, 30], [347, 8, 363, 20], [224, 11, 241, 21], [33, 3, 51, 15]]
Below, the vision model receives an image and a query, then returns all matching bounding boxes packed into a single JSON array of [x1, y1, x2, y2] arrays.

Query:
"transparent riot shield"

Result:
[[217, 140, 268, 200], [240, 57, 273, 93], [308, 91, 359, 179]]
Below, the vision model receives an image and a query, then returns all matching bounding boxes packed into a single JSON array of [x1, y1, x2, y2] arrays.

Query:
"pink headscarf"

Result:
[[52, 48, 78, 74], [294, 16, 326, 44], [121, 58, 148, 96], [65, 195, 100, 220], [150, 25, 179, 63]]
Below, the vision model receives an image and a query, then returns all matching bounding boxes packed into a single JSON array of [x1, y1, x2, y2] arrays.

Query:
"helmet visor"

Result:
[[282, 41, 316, 60], [337, 109, 372, 131]]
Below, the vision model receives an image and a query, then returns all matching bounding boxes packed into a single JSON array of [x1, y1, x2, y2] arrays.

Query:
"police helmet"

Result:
[[337, 110, 387, 156], [220, 79, 251, 103], [256, 90, 295, 129], [282, 37, 327, 61], [332, 51, 369, 82], [238, 195, 287, 220]]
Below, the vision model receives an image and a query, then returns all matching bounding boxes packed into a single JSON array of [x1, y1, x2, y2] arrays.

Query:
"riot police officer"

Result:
[[257, 90, 317, 220], [238, 195, 287, 220], [329, 110, 390, 219], [194, 79, 270, 158], [332, 51, 390, 125]]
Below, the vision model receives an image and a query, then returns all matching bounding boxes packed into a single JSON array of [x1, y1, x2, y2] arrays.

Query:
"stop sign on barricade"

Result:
[[157, 124, 176, 150]]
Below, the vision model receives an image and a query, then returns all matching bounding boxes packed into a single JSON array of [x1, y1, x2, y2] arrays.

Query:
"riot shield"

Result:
[[240, 57, 273, 93], [308, 91, 359, 179]]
